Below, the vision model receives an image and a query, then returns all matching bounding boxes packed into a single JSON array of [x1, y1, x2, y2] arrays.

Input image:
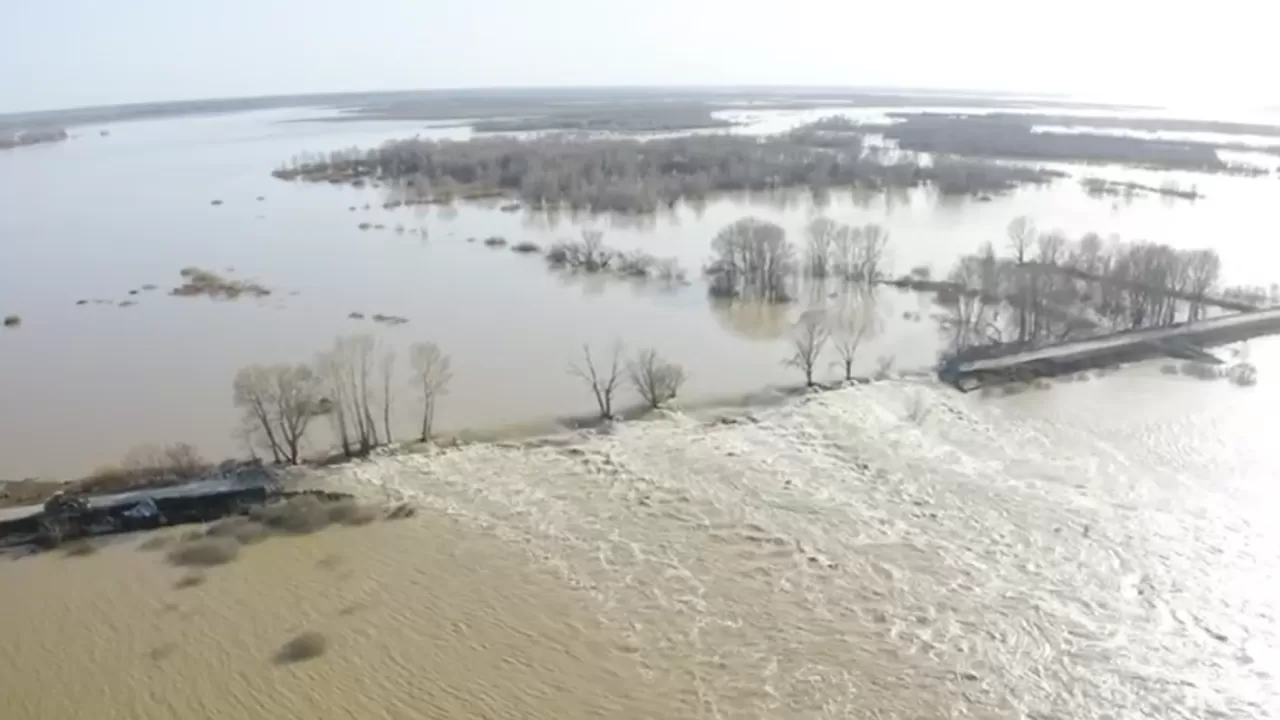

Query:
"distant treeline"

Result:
[[472, 104, 734, 133], [974, 112, 1280, 139], [873, 114, 1228, 172], [0, 127, 67, 149], [274, 132, 1061, 213]]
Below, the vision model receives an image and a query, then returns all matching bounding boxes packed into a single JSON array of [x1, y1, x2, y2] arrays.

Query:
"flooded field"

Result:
[[4, 355, 1280, 718], [1, 104, 1278, 479], [4, 92, 1280, 717]]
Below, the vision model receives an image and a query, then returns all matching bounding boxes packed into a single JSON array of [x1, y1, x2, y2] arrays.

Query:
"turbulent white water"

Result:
[[331, 362, 1280, 719]]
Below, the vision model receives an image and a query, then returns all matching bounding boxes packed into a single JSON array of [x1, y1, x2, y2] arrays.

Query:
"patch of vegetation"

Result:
[[510, 241, 541, 254], [273, 132, 1062, 212], [76, 442, 210, 496], [0, 127, 68, 149], [137, 535, 172, 551], [472, 104, 734, 133], [1081, 177, 1200, 200], [274, 631, 329, 664], [172, 267, 270, 300], [2, 314, 20, 328], [371, 313, 408, 326], [166, 537, 240, 567], [63, 539, 98, 556], [326, 499, 380, 526], [482, 236, 508, 248], [877, 113, 1228, 172], [385, 502, 418, 520], [545, 231, 686, 283], [174, 572, 206, 589]]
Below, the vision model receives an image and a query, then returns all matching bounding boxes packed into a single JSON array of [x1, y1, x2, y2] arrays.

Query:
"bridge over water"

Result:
[[941, 308, 1280, 390]]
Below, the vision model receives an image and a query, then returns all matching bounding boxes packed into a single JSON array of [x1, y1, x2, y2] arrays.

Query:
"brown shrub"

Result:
[[251, 496, 331, 534], [167, 537, 240, 567], [137, 535, 172, 551], [274, 631, 329, 664], [174, 573, 206, 589], [327, 500, 379, 526], [63, 539, 98, 556], [385, 502, 418, 520]]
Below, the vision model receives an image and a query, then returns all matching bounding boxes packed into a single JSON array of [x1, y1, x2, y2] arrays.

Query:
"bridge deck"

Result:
[[951, 308, 1280, 380]]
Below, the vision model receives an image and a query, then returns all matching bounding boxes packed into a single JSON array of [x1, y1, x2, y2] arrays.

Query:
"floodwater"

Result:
[[4, 353, 1279, 719], [1, 105, 1278, 479]]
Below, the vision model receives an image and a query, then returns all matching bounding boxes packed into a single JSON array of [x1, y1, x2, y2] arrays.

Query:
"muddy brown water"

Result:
[[1, 106, 1278, 479], [4, 352, 1279, 718]]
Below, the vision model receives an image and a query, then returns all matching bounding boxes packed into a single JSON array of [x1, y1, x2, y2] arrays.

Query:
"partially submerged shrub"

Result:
[[510, 241, 541, 254], [137, 535, 172, 551], [1228, 363, 1258, 387], [483, 236, 508, 248], [905, 392, 932, 424], [274, 631, 329, 664], [250, 496, 331, 534], [172, 268, 270, 300], [63, 539, 98, 556], [371, 313, 409, 326], [1180, 361, 1222, 380], [174, 573, 206, 589], [167, 537, 240, 567], [385, 502, 418, 520], [327, 500, 379, 526], [3, 314, 20, 328]]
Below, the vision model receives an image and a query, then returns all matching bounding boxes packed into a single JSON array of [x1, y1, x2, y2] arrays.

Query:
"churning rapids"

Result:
[[5, 362, 1279, 719], [331, 360, 1280, 719]]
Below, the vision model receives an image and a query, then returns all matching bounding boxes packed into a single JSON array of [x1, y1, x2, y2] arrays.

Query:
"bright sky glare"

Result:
[[1, 0, 1272, 113]]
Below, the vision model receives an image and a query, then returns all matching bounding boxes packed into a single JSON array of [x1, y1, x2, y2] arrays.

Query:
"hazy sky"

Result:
[[1, 0, 1272, 113]]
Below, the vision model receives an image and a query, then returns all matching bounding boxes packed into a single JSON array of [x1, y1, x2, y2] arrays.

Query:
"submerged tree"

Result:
[[784, 309, 830, 387], [627, 348, 687, 409], [408, 341, 453, 442], [568, 342, 625, 419], [706, 218, 796, 301], [232, 364, 320, 464], [315, 334, 381, 456], [829, 289, 880, 381]]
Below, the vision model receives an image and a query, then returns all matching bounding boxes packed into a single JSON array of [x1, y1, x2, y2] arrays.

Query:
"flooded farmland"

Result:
[[1, 104, 1277, 478], [4, 95, 1280, 720]]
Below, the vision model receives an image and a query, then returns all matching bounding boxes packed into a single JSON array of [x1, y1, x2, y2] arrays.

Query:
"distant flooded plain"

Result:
[[1, 105, 1278, 478]]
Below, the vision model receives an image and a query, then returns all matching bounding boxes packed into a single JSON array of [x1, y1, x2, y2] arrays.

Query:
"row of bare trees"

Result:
[[568, 345, 688, 419], [938, 216, 1228, 353], [706, 217, 893, 303], [784, 289, 883, 387], [232, 335, 453, 464]]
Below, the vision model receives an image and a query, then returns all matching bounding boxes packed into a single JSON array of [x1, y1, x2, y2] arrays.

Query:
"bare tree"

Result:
[[315, 334, 380, 455], [379, 348, 396, 445], [232, 364, 320, 465], [627, 348, 687, 408], [568, 342, 625, 419], [706, 218, 796, 301], [784, 309, 830, 387], [857, 223, 891, 282], [1007, 216, 1037, 341], [804, 218, 838, 278], [409, 341, 453, 442], [829, 290, 879, 381]]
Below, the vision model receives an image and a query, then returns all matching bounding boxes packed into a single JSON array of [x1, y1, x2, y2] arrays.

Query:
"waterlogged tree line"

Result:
[[272, 130, 1062, 213], [234, 334, 453, 464], [936, 216, 1235, 353]]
